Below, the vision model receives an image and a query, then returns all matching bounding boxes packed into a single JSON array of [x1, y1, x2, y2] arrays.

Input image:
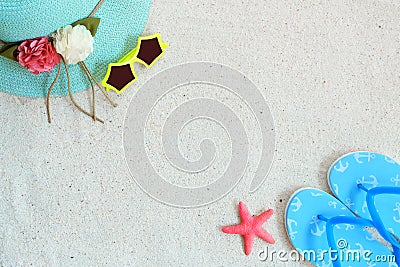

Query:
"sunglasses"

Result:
[[102, 33, 168, 94]]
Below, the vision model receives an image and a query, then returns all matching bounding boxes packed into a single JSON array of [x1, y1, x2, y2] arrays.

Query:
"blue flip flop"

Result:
[[285, 188, 398, 267], [328, 152, 400, 249]]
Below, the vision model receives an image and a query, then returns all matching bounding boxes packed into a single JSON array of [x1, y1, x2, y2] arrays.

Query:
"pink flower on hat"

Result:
[[17, 37, 61, 75]]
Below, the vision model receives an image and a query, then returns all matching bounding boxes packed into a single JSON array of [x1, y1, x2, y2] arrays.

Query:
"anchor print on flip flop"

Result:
[[353, 152, 376, 164], [334, 160, 349, 173], [394, 203, 400, 224], [329, 151, 400, 227], [328, 200, 338, 209], [357, 175, 379, 189], [286, 218, 298, 240], [345, 224, 355, 231], [310, 216, 326, 237], [391, 175, 400, 186], [286, 188, 398, 267], [341, 198, 355, 210], [290, 197, 302, 212], [328, 151, 400, 263]]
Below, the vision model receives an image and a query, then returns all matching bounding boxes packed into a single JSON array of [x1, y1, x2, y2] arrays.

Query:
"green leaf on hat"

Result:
[[72, 18, 101, 37], [0, 43, 19, 62]]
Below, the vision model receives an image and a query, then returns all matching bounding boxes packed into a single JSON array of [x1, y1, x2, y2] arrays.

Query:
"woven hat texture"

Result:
[[0, 0, 152, 97]]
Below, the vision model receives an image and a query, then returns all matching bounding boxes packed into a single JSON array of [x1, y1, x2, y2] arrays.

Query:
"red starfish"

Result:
[[222, 202, 275, 255]]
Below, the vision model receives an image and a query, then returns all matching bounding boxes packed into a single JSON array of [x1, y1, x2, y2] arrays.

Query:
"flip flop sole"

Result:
[[285, 188, 396, 267], [328, 152, 400, 238]]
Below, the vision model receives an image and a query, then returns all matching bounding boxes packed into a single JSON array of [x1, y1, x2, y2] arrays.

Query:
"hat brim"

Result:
[[0, 0, 152, 98]]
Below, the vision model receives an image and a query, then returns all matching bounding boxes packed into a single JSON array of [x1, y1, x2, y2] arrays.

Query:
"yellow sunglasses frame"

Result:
[[102, 33, 168, 94]]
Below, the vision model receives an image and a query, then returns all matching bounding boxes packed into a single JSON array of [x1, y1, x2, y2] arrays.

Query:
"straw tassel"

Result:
[[45, 56, 119, 124]]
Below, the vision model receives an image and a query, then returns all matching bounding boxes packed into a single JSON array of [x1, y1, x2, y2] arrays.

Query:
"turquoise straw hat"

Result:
[[0, 0, 152, 98]]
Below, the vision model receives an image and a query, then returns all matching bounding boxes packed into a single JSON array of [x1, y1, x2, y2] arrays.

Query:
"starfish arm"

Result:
[[222, 203, 275, 256], [238, 201, 253, 222], [243, 234, 255, 256], [254, 209, 274, 225], [255, 229, 275, 244], [222, 224, 245, 235]]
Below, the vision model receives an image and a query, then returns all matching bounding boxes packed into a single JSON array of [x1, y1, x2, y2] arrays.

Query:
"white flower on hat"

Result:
[[53, 24, 94, 65]]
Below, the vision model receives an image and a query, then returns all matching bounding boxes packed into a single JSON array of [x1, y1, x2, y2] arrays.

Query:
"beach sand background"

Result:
[[1, 0, 400, 266]]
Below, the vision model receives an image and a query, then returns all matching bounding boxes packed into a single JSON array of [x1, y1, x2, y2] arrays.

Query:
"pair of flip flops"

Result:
[[286, 152, 400, 267]]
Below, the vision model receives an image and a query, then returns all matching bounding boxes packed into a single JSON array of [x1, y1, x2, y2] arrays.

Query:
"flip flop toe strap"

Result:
[[358, 184, 400, 249], [318, 215, 391, 267]]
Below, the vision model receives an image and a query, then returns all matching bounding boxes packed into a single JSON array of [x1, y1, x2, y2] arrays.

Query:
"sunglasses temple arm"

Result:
[[118, 46, 139, 64], [161, 42, 169, 49]]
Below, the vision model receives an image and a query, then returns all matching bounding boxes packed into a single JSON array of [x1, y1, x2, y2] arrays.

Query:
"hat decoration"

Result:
[[0, 0, 116, 123]]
